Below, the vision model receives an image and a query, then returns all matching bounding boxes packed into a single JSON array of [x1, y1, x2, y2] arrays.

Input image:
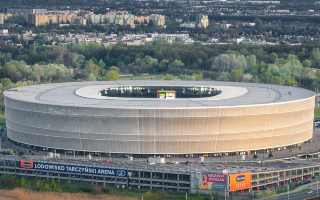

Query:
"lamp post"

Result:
[[287, 183, 290, 200], [251, 188, 254, 200], [223, 169, 228, 200], [287, 170, 291, 200], [317, 181, 319, 197], [225, 186, 227, 200]]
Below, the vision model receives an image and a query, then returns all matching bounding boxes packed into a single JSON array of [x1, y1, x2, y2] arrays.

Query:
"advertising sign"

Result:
[[229, 172, 252, 192], [19, 160, 128, 177], [19, 160, 33, 169], [199, 173, 227, 190]]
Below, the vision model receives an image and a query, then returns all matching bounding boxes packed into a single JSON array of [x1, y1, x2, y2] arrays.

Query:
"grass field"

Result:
[[0, 188, 136, 200]]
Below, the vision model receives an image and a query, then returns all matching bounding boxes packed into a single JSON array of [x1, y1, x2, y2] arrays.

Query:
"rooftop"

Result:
[[4, 80, 315, 109]]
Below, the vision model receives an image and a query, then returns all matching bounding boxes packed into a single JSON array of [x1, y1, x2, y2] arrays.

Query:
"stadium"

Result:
[[3, 80, 316, 155]]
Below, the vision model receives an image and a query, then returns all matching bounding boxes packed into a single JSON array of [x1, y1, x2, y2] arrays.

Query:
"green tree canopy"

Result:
[[105, 66, 120, 81]]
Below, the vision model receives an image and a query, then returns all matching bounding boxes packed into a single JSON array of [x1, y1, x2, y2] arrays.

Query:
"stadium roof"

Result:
[[4, 80, 315, 109]]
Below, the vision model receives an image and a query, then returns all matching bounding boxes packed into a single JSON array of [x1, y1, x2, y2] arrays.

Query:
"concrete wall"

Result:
[[4, 96, 315, 154]]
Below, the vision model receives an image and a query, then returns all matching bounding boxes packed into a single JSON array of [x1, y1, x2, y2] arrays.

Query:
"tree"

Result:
[[246, 55, 257, 68], [311, 48, 320, 68], [70, 53, 86, 68], [16, 81, 33, 88], [6, 15, 27, 25], [134, 56, 158, 73], [270, 52, 278, 63], [217, 72, 230, 81], [42, 64, 73, 82], [1, 78, 13, 89], [265, 55, 303, 86], [87, 73, 97, 81], [168, 59, 184, 74], [211, 53, 248, 72], [192, 71, 203, 81], [0, 53, 12, 65], [98, 59, 106, 69], [2, 60, 29, 82], [31, 64, 44, 82], [158, 59, 169, 72], [231, 67, 244, 82], [303, 59, 312, 68], [84, 59, 101, 80], [284, 54, 303, 79], [105, 66, 120, 81], [266, 64, 285, 85]]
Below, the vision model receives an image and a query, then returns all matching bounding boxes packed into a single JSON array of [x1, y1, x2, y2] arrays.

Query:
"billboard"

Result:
[[19, 160, 128, 177], [199, 173, 227, 190], [229, 172, 252, 192], [19, 160, 33, 169]]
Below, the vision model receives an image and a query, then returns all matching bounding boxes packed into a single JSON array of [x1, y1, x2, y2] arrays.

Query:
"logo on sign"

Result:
[[116, 170, 127, 177], [236, 175, 245, 182], [229, 172, 252, 192], [19, 160, 33, 169]]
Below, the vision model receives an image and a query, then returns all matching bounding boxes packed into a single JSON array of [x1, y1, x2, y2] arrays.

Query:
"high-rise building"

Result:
[[0, 13, 13, 25], [134, 16, 150, 25], [197, 15, 209, 29], [149, 14, 166, 27]]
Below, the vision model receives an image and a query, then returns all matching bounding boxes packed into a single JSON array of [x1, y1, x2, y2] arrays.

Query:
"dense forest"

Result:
[[1, 42, 320, 87]]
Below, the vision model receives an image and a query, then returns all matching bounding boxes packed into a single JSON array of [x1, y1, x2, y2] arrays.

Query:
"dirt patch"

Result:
[[0, 188, 136, 200]]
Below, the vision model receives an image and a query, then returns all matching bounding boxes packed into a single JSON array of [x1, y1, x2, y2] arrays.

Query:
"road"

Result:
[[259, 182, 320, 200], [274, 190, 317, 200]]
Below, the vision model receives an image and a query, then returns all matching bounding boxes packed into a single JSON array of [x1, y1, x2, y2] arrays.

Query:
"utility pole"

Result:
[[225, 186, 227, 200], [317, 181, 319, 197], [287, 181, 290, 200], [251, 188, 254, 200]]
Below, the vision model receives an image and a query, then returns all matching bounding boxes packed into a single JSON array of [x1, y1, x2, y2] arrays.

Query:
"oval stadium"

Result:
[[3, 80, 316, 155]]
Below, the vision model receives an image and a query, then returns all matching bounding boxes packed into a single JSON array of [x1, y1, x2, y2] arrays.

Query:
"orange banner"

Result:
[[229, 172, 252, 192]]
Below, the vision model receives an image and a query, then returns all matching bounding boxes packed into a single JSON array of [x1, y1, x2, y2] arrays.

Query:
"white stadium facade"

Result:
[[3, 80, 316, 155]]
